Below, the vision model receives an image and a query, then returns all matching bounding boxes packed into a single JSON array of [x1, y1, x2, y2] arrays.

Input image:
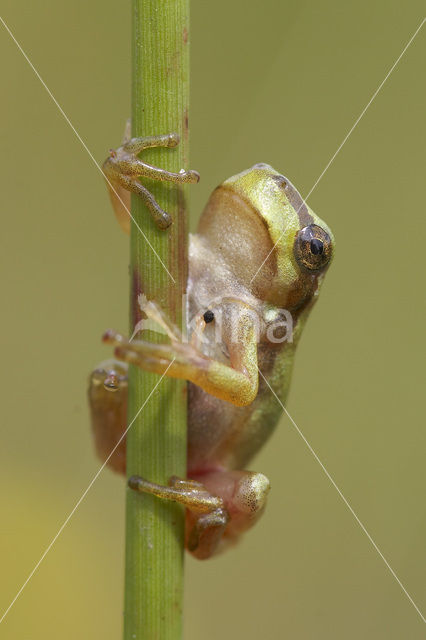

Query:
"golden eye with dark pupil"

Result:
[[294, 224, 332, 271]]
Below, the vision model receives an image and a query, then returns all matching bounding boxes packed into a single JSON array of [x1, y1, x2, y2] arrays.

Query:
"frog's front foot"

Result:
[[102, 327, 210, 388], [102, 296, 259, 407], [103, 324, 258, 407], [103, 131, 200, 231]]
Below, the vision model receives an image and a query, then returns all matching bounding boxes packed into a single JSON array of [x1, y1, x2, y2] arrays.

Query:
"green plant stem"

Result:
[[124, 1, 190, 639]]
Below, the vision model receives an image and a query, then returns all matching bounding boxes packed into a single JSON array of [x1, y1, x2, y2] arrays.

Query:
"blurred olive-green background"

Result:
[[0, 1, 425, 638]]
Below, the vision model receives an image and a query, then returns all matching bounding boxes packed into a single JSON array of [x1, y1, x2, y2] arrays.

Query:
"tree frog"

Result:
[[89, 131, 334, 559]]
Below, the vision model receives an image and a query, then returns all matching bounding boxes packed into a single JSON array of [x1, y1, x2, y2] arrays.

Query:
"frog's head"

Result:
[[198, 163, 334, 312]]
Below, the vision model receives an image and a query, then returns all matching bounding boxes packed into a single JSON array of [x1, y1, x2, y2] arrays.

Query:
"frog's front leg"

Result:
[[103, 131, 200, 232], [103, 304, 259, 407], [129, 470, 270, 559]]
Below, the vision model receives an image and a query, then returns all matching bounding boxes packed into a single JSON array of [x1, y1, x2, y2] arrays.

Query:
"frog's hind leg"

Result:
[[196, 470, 271, 551], [128, 470, 270, 559], [128, 474, 229, 560], [88, 359, 128, 475]]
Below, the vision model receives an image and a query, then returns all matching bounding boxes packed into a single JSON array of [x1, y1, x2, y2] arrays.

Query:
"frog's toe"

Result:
[[180, 168, 200, 183], [186, 508, 229, 560]]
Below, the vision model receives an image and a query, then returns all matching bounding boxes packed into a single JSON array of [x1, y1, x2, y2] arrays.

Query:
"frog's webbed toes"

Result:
[[127, 469, 270, 559], [102, 297, 259, 407], [186, 509, 229, 559], [102, 131, 200, 230], [128, 473, 229, 559], [102, 323, 208, 380]]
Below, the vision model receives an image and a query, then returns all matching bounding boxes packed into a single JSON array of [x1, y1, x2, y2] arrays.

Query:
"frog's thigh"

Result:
[[199, 469, 271, 546], [88, 360, 128, 475], [180, 468, 272, 559]]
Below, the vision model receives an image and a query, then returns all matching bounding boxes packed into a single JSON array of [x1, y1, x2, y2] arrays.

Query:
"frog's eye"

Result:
[[294, 224, 332, 271]]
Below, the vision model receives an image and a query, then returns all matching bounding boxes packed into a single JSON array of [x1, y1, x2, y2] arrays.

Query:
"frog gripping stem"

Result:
[[103, 132, 200, 230], [127, 474, 230, 559]]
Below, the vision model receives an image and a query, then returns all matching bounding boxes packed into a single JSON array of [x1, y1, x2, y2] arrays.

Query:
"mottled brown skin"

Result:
[[90, 142, 334, 559]]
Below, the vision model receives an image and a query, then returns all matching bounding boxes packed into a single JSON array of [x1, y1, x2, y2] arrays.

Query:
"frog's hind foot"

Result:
[[187, 510, 229, 559], [128, 469, 271, 559], [103, 129, 200, 232], [128, 474, 229, 560], [128, 475, 224, 513]]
